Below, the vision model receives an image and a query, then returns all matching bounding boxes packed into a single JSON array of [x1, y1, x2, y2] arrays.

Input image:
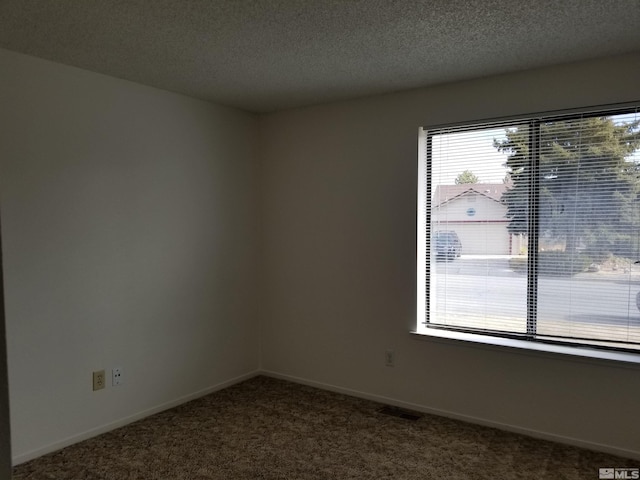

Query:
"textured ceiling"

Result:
[[1, 0, 639, 113]]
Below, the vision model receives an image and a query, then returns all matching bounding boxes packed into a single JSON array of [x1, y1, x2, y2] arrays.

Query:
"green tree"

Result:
[[496, 116, 640, 259], [455, 170, 479, 184]]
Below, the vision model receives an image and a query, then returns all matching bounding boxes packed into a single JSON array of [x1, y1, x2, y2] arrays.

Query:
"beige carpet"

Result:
[[12, 376, 637, 479]]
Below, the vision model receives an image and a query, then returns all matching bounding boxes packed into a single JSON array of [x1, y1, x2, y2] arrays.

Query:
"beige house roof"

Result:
[[433, 183, 507, 207]]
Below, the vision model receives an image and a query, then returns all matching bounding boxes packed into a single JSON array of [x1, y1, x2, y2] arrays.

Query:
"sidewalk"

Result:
[[457, 255, 640, 282]]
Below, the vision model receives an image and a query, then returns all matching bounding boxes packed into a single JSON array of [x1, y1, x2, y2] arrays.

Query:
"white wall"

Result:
[[0, 228, 10, 480], [260, 53, 640, 458], [0, 48, 260, 462], [2, 46, 639, 467]]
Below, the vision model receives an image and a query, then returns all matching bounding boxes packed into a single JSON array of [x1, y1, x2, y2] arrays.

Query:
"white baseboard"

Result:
[[261, 370, 640, 461], [13, 368, 639, 465], [12, 370, 260, 466]]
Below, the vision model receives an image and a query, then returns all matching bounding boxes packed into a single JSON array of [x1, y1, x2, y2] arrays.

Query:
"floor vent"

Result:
[[377, 405, 422, 421]]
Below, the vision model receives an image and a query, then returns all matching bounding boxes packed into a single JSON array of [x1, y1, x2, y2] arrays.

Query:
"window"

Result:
[[417, 104, 640, 354]]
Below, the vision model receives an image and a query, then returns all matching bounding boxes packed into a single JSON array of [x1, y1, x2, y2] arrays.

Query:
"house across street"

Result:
[[432, 183, 525, 255]]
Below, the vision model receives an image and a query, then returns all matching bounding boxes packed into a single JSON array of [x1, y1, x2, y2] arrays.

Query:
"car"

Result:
[[433, 230, 462, 260]]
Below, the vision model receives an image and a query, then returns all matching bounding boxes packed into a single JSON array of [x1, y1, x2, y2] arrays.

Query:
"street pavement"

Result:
[[430, 256, 640, 345]]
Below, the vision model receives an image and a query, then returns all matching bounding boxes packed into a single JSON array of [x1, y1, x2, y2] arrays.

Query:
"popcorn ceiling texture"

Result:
[[0, 1, 638, 111]]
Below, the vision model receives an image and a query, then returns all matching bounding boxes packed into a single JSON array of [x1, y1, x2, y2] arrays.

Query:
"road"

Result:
[[430, 256, 640, 344]]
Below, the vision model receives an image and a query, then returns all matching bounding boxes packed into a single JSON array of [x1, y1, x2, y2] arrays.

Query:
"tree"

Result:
[[455, 170, 479, 184], [496, 116, 640, 259]]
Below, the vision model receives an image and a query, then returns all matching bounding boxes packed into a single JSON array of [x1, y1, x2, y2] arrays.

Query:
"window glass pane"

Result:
[[429, 126, 529, 334], [423, 106, 640, 352], [534, 113, 640, 349]]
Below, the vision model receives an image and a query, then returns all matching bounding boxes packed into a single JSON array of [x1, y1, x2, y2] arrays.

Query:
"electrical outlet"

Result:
[[112, 367, 123, 386], [385, 350, 395, 367], [93, 370, 106, 391]]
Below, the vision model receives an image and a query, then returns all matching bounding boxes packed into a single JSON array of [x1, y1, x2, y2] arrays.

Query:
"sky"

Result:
[[431, 112, 640, 186], [431, 127, 511, 186]]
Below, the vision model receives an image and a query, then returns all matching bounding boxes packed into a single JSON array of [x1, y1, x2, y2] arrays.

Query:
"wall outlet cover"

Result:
[[93, 370, 106, 391], [112, 367, 123, 386], [385, 350, 395, 367]]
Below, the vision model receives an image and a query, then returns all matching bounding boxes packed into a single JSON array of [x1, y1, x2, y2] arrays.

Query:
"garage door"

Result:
[[447, 222, 510, 255]]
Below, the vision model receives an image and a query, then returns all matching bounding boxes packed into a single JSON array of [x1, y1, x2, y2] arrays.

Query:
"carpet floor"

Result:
[[12, 376, 638, 479]]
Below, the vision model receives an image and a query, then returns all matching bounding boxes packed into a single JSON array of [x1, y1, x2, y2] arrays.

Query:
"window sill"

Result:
[[411, 328, 640, 367]]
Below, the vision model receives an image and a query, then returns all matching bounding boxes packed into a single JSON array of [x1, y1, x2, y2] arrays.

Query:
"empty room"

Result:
[[0, 1, 639, 478]]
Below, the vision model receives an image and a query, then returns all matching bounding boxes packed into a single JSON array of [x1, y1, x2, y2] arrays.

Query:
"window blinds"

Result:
[[423, 104, 640, 352]]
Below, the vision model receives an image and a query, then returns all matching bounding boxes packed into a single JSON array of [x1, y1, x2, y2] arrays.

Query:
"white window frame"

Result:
[[415, 102, 640, 365]]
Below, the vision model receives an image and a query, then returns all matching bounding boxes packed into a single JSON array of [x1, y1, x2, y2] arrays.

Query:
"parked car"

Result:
[[433, 230, 462, 260]]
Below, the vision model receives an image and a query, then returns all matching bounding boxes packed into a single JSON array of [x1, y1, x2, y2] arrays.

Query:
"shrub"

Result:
[[508, 256, 527, 273], [538, 251, 591, 276], [508, 252, 591, 276]]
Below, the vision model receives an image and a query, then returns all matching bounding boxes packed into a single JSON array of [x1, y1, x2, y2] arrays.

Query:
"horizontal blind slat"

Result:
[[424, 105, 640, 352]]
